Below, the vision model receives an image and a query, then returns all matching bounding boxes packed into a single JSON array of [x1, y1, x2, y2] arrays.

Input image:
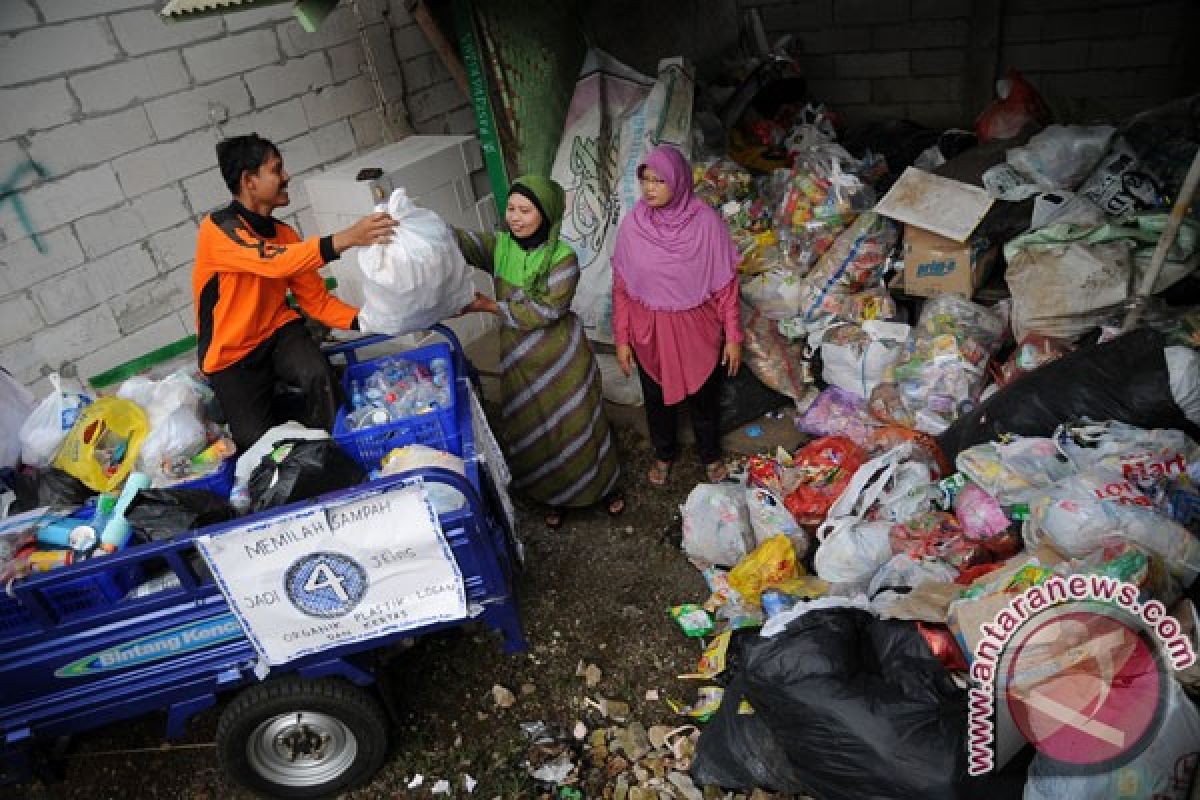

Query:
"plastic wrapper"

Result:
[[1004, 124, 1116, 190], [868, 553, 959, 608], [784, 435, 867, 527], [889, 511, 985, 572], [890, 295, 1006, 434], [865, 426, 950, 478], [692, 159, 754, 210], [772, 146, 878, 272], [956, 436, 1075, 505], [740, 300, 814, 401], [745, 486, 808, 556], [796, 386, 878, 446], [728, 534, 800, 607], [974, 68, 1050, 142], [991, 333, 1074, 388], [1053, 419, 1198, 479], [791, 213, 900, 332], [779, 289, 897, 339], [741, 268, 805, 320]]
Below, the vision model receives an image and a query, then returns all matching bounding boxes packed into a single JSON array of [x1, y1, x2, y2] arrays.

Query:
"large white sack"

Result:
[[357, 189, 476, 336]]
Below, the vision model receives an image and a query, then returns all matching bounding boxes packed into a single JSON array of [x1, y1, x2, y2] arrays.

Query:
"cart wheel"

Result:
[[216, 677, 388, 799]]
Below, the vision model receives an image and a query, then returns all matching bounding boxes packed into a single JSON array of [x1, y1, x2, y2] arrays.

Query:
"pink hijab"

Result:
[[612, 145, 739, 311]]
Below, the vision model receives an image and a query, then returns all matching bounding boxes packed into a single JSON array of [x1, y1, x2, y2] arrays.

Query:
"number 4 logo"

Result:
[[284, 552, 368, 619], [304, 561, 351, 603]]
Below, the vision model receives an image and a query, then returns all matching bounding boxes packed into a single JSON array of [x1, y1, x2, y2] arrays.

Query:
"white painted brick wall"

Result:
[[32, 242, 157, 325], [26, 107, 155, 177], [1, 164, 124, 236], [0, 2, 38, 33], [147, 222, 197, 272], [109, 10, 224, 56], [0, 19, 120, 84], [0, 292, 44, 348], [329, 40, 363, 82], [112, 130, 216, 197], [302, 75, 376, 128], [224, 97, 310, 142], [110, 265, 192, 333], [245, 52, 333, 107], [0, 227, 86, 293], [73, 312, 188, 384], [222, 2, 294, 33], [74, 185, 191, 259], [145, 77, 254, 140], [0, 80, 76, 139], [183, 28, 281, 84], [35, 305, 123, 370], [37, 0, 152, 24], [70, 52, 191, 115], [279, 7, 358, 57], [182, 168, 229, 217]]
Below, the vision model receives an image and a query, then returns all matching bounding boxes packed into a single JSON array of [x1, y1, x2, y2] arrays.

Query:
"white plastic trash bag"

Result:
[[1004, 124, 1115, 190], [19, 373, 92, 468], [746, 486, 808, 555], [813, 518, 892, 587], [681, 482, 755, 567], [0, 369, 34, 469], [357, 189, 476, 336], [1026, 467, 1200, 584]]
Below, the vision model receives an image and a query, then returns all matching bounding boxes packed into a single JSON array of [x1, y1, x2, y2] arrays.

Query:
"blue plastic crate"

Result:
[[169, 455, 235, 498], [333, 342, 462, 471], [0, 509, 144, 636]]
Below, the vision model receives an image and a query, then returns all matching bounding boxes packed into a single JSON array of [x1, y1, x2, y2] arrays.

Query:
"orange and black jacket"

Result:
[[193, 200, 358, 374]]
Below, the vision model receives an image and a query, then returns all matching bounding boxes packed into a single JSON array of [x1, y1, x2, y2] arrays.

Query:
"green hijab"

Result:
[[494, 175, 573, 290]]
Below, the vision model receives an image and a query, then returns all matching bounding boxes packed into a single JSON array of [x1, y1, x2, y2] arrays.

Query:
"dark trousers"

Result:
[[637, 361, 723, 465], [207, 320, 341, 452]]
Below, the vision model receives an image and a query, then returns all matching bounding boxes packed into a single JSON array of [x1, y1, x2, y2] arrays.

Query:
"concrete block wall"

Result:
[[742, 0, 1196, 128], [0, 0, 471, 393]]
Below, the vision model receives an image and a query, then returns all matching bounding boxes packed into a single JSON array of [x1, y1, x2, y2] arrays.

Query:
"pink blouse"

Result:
[[613, 273, 742, 405]]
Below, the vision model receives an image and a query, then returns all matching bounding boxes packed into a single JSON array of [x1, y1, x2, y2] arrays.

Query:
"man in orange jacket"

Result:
[[192, 133, 395, 451]]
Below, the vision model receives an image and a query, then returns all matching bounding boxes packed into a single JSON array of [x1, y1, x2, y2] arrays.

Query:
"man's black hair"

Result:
[[216, 133, 281, 195]]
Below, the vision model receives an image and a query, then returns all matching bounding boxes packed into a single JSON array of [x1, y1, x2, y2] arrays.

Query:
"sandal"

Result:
[[704, 461, 728, 483], [604, 492, 626, 516], [647, 460, 673, 487], [544, 508, 566, 529]]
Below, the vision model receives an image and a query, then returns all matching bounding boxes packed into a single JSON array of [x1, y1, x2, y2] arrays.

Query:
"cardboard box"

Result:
[[874, 167, 997, 299], [902, 224, 998, 299]]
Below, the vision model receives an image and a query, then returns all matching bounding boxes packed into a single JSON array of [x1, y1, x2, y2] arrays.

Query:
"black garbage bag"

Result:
[[691, 674, 814, 793], [692, 608, 967, 800], [126, 489, 238, 540], [35, 467, 94, 510], [938, 328, 1200, 462], [247, 438, 365, 513], [719, 366, 790, 433]]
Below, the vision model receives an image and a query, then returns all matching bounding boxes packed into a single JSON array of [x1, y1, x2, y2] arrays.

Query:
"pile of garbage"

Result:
[[665, 68, 1200, 798]]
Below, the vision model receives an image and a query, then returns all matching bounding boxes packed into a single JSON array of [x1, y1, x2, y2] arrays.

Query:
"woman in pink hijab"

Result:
[[612, 144, 742, 485]]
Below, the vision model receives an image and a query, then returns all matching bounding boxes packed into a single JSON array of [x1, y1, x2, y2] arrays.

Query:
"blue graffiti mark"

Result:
[[0, 159, 50, 254]]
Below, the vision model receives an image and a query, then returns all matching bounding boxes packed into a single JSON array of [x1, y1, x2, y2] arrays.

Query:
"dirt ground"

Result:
[[22, 412, 792, 799]]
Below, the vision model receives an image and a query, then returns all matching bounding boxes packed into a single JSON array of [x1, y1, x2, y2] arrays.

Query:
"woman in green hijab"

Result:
[[454, 176, 624, 528]]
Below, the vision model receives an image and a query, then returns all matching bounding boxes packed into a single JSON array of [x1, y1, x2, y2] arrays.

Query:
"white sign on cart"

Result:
[[197, 484, 467, 667]]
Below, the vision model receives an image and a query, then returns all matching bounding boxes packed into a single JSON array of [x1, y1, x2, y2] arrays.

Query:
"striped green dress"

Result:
[[455, 228, 620, 508]]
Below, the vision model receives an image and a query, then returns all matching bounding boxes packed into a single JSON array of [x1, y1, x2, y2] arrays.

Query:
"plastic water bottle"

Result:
[[430, 357, 450, 389], [350, 380, 366, 411]]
